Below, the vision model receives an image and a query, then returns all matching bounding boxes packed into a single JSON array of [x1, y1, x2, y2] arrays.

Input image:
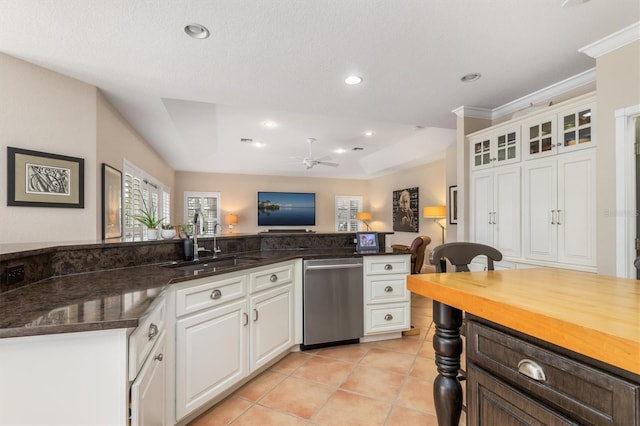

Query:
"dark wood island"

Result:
[[407, 268, 640, 426]]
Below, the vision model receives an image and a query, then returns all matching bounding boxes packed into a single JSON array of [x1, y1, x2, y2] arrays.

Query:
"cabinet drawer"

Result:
[[467, 363, 575, 425], [467, 320, 640, 425], [176, 274, 247, 317], [250, 262, 294, 293], [129, 298, 166, 380], [365, 256, 410, 275], [364, 303, 410, 335], [365, 275, 409, 304]]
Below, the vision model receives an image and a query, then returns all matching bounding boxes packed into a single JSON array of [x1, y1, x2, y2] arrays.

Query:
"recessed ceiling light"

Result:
[[184, 23, 210, 39], [344, 75, 363, 85], [561, 0, 590, 7], [364, 131, 374, 137], [254, 141, 266, 148], [460, 72, 481, 83], [333, 148, 347, 154], [262, 121, 278, 128]]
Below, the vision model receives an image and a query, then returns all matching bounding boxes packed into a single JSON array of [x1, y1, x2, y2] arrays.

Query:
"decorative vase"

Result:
[[147, 228, 159, 240], [161, 229, 176, 239]]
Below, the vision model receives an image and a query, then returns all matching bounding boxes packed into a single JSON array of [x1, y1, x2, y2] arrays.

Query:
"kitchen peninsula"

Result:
[[0, 232, 408, 425], [407, 269, 640, 426]]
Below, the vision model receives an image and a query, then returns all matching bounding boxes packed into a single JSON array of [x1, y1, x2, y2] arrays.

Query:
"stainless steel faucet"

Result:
[[193, 208, 203, 261]]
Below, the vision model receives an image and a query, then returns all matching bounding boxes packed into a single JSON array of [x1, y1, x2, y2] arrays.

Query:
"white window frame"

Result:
[[335, 195, 363, 232], [122, 160, 170, 240], [184, 191, 221, 235]]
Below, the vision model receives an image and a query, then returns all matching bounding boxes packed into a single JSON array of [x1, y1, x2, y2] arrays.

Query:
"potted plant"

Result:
[[160, 223, 176, 239], [131, 195, 164, 240]]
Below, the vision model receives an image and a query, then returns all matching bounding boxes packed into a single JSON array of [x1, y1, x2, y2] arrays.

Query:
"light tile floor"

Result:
[[189, 294, 467, 426]]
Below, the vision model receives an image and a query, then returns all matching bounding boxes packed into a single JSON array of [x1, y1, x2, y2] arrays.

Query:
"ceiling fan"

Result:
[[301, 138, 339, 169]]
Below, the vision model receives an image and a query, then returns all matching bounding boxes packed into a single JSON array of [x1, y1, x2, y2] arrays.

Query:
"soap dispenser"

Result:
[[183, 236, 194, 261]]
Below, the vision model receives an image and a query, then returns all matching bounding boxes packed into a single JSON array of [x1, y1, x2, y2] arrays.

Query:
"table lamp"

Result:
[[356, 212, 372, 231], [225, 214, 238, 233]]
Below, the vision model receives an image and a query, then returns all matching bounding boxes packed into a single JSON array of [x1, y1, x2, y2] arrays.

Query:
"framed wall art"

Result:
[[392, 186, 419, 232], [449, 185, 458, 225], [102, 163, 122, 239], [7, 147, 84, 208]]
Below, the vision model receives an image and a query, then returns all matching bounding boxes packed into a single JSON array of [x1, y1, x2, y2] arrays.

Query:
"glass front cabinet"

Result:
[[470, 127, 520, 170], [523, 101, 595, 160]]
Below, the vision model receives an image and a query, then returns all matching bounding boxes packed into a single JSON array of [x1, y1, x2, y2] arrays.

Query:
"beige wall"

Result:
[[0, 53, 98, 245], [96, 91, 175, 235], [367, 160, 446, 248], [175, 172, 369, 234], [595, 40, 640, 276], [0, 53, 177, 246]]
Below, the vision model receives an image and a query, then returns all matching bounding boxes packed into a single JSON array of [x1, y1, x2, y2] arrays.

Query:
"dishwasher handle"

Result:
[[305, 263, 363, 271]]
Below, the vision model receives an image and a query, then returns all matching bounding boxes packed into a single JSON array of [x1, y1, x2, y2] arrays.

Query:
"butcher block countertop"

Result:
[[407, 268, 640, 375]]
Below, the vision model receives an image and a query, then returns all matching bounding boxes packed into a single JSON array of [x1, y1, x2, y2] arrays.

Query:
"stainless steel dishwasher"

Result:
[[302, 258, 363, 348]]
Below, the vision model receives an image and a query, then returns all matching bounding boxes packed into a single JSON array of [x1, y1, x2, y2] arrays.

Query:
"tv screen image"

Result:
[[258, 192, 316, 226]]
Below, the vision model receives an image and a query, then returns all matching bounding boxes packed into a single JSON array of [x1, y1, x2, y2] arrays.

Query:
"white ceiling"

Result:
[[0, 0, 638, 179]]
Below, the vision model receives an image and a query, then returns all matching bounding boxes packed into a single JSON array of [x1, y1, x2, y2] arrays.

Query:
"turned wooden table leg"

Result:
[[432, 300, 463, 426]]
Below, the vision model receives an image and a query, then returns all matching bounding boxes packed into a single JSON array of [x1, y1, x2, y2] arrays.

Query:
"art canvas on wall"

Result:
[[392, 187, 419, 232]]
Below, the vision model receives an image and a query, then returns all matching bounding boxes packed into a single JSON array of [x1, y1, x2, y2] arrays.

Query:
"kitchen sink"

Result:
[[164, 256, 263, 275]]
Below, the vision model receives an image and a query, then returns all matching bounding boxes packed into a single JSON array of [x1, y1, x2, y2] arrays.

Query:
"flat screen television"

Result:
[[258, 192, 316, 227]]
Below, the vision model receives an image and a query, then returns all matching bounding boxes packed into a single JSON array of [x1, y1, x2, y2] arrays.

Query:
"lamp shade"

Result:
[[356, 212, 372, 221], [423, 206, 446, 218], [224, 214, 238, 225]]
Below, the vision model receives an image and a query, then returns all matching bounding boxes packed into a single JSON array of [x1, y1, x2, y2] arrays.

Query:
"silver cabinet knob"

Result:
[[270, 274, 278, 282], [384, 264, 392, 270], [384, 314, 393, 321], [148, 323, 158, 340], [154, 353, 164, 362], [210, 289, 222, 299], [384, 286, 393, 293]]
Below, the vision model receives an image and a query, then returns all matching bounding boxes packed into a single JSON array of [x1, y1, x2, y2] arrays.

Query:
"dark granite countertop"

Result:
[[0, 248, 400, 339]]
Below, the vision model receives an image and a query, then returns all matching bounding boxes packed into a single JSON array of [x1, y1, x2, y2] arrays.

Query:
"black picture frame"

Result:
[[392, 186, 419, 232], [7, 147, 84, 208], [102, 163, 122, 239], [449, 185, 458, 225]]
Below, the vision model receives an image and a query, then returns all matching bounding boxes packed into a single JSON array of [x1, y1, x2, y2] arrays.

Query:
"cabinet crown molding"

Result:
[[579, 21, 640, 59]]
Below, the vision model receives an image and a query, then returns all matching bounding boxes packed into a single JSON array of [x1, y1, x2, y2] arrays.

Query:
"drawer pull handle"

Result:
[[517, 359, 546, 382], [384, 264, 393, 270], [210, 289, 222, 299], [270, 274, 278, 282], [243, 312, 249, 326], [154, 353, 163, 362], [148, 323, 158, 340], [384, 286, 393, 293], [384, 314, 393, 321], [253, 308, 259, 322]]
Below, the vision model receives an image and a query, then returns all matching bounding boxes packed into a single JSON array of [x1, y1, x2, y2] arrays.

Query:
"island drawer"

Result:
[[467, 320, 640, 425], [175, 274, 247, 317], [129, 297, 166, 380], [365, 275, 410, 304], [249, 262, 294, 293]]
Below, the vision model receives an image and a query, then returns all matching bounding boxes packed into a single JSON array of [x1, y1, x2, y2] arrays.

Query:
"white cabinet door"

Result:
[[494, 167, 521, 258], [249, 284, 294, 372], [131, 331, 166, 426], [471, 171, 494, 246], [471, 167, 520, 257], [524, 158, 558, 262], [175, 299, 247, 420], [557, 151, 596, 266], [523, 151, 595, 267]]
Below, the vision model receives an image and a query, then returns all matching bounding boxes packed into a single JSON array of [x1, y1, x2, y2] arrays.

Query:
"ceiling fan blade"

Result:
[[317, 161, 339, 167]]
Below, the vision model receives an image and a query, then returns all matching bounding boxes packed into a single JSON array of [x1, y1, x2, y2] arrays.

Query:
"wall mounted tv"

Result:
[[257, 192, 316, 227]]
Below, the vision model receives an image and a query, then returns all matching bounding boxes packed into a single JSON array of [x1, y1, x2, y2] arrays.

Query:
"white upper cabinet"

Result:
[[470, 126, 520, 170], [522, 97, 596, 160]]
